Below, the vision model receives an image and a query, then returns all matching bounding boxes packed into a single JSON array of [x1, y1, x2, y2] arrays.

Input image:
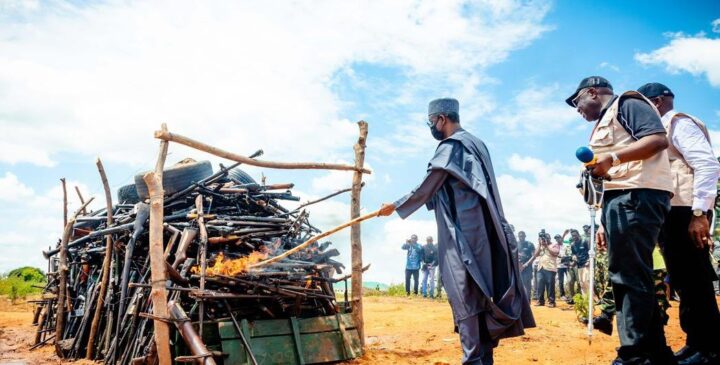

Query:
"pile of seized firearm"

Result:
[[31, 155, 351, 364]]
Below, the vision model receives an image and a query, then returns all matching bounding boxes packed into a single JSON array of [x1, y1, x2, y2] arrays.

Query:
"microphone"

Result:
[[576, 146, 596, 166]]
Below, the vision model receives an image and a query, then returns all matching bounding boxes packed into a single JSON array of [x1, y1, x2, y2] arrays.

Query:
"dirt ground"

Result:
[[1, 295, 717, 365], [348, 296, 705, 365]]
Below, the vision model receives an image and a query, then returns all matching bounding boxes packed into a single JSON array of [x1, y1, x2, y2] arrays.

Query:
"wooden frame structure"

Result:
[[147, 122, 371, 363]]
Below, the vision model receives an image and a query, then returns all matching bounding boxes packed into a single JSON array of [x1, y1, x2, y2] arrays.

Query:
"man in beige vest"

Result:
[[638, 83, 720, 365], [567, 76, 675, 365]]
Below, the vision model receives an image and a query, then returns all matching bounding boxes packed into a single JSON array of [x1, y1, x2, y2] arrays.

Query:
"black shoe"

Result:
[[611, 357, 652, 365], [678, 351, 718, 365], [675, 346, 696, 361], [592, 314, 613, 336]]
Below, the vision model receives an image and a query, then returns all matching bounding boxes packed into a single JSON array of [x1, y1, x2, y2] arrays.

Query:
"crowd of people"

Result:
[[516, 224, 679, 318], [401, 234, 442, 298], [380, 86, 720, 364]]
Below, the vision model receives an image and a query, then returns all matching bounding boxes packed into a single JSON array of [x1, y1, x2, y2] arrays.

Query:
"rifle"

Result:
[[117, 203, 150, 333], [167, 300, 217, 365], [43, 222, 134, 259], [171, 228, 198, 269]]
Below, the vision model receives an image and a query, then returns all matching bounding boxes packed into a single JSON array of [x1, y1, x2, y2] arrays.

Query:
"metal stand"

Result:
[[577, 170, 605, 344], [587, 207, 597, 344]]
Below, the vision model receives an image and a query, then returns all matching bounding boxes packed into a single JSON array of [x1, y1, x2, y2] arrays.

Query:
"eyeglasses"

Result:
[[426, 114, 440, 127], [571, 88, 591, 108]]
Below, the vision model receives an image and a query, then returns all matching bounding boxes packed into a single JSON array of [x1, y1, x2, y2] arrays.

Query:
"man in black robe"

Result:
[[379, 98, 535, 365]]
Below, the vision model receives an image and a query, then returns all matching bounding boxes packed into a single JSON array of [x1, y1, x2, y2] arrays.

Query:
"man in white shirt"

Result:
[[638, 83, 720, 365]]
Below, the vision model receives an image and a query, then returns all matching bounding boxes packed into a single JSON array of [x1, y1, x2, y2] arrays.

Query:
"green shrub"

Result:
[[0, 266, 46, 303], [573, 293, 589, 322], [386, 283, 406, 297]]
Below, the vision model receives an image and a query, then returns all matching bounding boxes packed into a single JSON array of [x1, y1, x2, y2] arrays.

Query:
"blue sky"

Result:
[[0, 0, 718, 284]]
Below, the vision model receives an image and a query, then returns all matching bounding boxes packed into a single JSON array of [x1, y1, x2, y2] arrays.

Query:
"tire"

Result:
[[117, 184, 140, 204], [228, 168, 256, 185], [134, 160, 213, 199]]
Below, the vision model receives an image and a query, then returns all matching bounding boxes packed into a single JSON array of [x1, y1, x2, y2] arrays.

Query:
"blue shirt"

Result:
[[402, 243, 423, 270]]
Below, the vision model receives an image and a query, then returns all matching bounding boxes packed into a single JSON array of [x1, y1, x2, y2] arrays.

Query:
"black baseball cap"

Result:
[[637, 82, 674, 99], [565, 76, 613, 107]]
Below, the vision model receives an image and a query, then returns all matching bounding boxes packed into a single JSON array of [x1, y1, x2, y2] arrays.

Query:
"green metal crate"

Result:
[[218, 313, 362, 365]]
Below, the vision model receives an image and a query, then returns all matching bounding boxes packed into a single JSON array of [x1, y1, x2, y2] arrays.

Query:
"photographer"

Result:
[[528, 231, 561, 307], [402, 234, 423, 296], [556, 233, 572, 301]]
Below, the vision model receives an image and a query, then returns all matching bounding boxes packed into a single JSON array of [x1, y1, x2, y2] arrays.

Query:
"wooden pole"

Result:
[[195, 194, 209, 337], [74, 186, 87, 215], [144, 123, 172, 365], [350, 120, 368, 346], [55, 197, 94, 356], [86, 158, 113, 359], [61, 178, 67, 228], [154, 128, 371, 174]]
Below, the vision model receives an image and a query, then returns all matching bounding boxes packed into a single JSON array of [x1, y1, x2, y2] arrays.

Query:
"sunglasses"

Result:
[[571, 88, 591, 108]]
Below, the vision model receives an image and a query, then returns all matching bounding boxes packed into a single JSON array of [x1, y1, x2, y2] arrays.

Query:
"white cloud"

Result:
[[635, 31, 720, 87], [498, 154, 588, 236], [489, 83, 582, 135], [0, 0, 551, 167], [0, 172, 35, 202], [709, 130, 720, 156], [362, 217, 437, 284], [0, 173, 101, 272], [310, 162, 375, 194], [712, 18, 720, 33], [599, 61, 620, 72], [0, 0, 554, 276]]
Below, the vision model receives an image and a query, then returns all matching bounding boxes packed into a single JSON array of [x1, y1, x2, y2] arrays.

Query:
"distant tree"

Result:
[[7, 266, 45, 282]]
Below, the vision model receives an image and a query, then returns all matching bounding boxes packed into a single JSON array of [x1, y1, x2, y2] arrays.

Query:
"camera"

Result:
[[538, 229, 550, 245]]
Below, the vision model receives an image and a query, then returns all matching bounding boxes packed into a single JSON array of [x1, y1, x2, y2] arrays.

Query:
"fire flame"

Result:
[[198, 252, 268, 276]]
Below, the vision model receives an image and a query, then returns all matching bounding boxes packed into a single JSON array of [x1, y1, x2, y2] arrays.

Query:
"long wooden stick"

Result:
[[154, 128, 371, 174], [195, 194, 209, 338], [74, 186, 87, 215], [249, 209, 380, 269], [145, 123, 172, 365], [350, 120, 368, 346], [61, 178, 67, 229], [86, 158, 113, 359], [55, 197, 94, 356], [296, 185, 357, 211]]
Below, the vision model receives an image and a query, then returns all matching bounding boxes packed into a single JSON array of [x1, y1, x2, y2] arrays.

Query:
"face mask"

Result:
[[430, 123, 444, 140]]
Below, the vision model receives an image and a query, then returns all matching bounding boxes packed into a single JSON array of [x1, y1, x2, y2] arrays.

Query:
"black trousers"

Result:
[[557, 267, 567, 297], [521, 267, 533, 300], [458, 312, 495, 365], [536, 268, 556, 305], [602, 189, 674, 364], [659, 206, 720, 353], [532, 266, 539, 300], [405, 269, 419, 295]]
